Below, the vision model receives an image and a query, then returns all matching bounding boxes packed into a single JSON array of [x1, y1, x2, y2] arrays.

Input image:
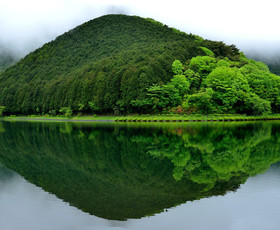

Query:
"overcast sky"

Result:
[[0, 0, 279, 58]]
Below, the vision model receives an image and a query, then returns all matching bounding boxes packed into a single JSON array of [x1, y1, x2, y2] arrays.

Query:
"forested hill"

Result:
[[0, 14, 242, 115]]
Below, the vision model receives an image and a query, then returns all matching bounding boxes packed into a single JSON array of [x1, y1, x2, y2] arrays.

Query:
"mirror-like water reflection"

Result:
[[0, 121, 280, 229]]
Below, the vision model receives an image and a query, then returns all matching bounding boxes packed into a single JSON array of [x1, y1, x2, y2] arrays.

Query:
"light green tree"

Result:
[[170, 74, 190, 97], [244, 93, 271, 115], [146, 84, 181, 111], [59, 107, 73, 118], [205, 66, 250, 113], [184, 88, 215, 114], [240, 61, 280, 112], [172, 60, 184, 75], [189, 56, 217, 77]]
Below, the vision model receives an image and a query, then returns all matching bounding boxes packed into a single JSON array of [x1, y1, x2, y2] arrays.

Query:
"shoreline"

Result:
[[1, 117, 115, 122], [2, 115, 280, 123]]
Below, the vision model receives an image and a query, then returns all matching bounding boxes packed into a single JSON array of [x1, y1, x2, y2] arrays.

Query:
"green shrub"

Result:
[[59, 107, 73, 118]]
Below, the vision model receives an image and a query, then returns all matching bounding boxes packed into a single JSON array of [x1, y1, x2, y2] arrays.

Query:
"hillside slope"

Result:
[[0, 48, 17, 72], [268, 62, 280, 75], [246, 52, 280, 75], [0, 14, 240, 115]]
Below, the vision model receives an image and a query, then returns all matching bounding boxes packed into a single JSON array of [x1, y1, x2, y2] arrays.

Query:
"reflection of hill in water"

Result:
[[0, 121, 279, 220], [0, 164, 16, 183]]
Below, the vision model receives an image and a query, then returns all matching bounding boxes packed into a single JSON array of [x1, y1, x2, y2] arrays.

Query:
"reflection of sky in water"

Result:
[[0, 164, 280, 230], [145, 165, 280, 230], [0, 166, 119, 230]]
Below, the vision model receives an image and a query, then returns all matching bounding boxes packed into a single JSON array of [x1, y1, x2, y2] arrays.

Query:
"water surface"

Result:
[[0, 121, 280, 229]]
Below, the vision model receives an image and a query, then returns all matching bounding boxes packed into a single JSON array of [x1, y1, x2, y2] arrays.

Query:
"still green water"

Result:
[[0, 121, 280, 230]]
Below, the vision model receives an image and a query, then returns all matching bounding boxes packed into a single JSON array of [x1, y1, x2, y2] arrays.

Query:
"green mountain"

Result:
[[0, 14, 240, 115]]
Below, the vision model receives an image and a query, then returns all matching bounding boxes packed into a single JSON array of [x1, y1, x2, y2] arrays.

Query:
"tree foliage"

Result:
[[184, 88, 215, 114], [172, 60, 184, 75], [205, 66, 250, 113], [59, 107, 73, 118], [134, 54, 280, 115]]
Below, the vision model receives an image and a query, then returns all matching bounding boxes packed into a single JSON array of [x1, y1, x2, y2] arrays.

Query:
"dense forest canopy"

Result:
[[132, 55, 280, 115], [0, 14, 279, 115]]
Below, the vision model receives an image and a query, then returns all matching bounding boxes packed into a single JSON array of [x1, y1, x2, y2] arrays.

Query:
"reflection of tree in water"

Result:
[[146, 123, 279, 186], [0, 121, 279, 220], [0, 122, 5, 133]]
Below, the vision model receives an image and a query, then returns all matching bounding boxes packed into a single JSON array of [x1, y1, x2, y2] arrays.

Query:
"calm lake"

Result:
[[0, 121, 280, 230]]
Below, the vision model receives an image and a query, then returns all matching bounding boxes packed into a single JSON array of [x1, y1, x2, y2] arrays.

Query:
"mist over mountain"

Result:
[[1, 1, 280, 74], [252, 57, 280, 76], [0, 3, 129, 72], [244, 42, 280, 75], [1, 0, 279, 75], [0, 47, 18, 72]]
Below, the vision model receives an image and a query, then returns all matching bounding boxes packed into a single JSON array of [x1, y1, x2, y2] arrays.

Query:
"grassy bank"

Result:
[[1, 115, 115, 122], [115, 114, 280, 122], [2, 114, 280, 123]]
